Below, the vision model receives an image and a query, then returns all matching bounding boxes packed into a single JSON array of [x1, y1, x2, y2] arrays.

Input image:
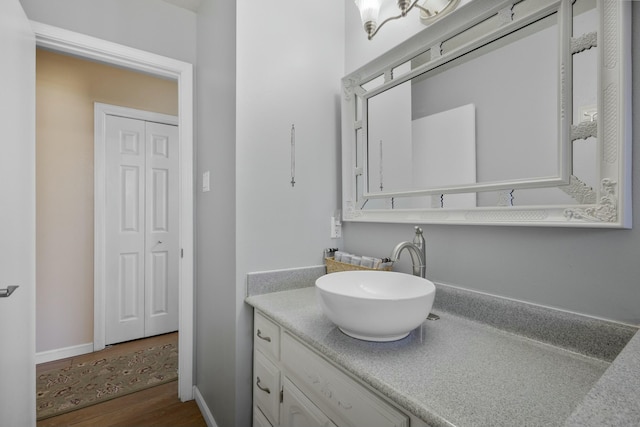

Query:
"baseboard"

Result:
[[194, 385, 219, 427], [35, 342, 94, 364]]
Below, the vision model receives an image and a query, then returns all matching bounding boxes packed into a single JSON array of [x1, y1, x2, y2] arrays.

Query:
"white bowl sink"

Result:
[[315, 271, 436, 342]]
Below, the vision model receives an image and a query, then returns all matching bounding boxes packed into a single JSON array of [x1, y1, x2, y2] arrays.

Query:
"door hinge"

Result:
[[280, 388, 284, 403], [181, 248, 184, 258]]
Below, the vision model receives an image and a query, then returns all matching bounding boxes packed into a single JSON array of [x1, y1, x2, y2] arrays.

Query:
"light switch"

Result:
[[202, 171, 210, 192]]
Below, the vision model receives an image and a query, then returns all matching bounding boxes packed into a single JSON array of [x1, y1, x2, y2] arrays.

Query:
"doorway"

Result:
[[95, 104, 180, 346], [33, 22, 194, 401]]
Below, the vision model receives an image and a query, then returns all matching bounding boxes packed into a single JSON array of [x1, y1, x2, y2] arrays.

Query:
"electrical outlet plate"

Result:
[[330, 216, 342, 238]]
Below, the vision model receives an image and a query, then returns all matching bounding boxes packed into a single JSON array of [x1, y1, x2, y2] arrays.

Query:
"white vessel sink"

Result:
[[315, 271, 436, 342]]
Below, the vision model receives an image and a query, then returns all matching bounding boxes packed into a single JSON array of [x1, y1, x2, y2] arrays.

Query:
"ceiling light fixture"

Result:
[[354, 0, 460, 40]]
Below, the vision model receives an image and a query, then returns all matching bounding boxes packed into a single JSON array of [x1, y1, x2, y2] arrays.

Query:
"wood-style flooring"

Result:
[[36, 333, 207, 427]]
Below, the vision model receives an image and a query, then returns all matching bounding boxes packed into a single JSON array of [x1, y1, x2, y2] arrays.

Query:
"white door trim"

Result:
[[32, 21, 195, 402], [94, 103, 178, 346]]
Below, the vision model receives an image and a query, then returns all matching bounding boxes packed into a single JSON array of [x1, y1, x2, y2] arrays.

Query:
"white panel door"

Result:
[[0, 0, 36, 425], [144, 122, 179, 337], [105, 116, 178, 345], [105, 116, 147, 344]]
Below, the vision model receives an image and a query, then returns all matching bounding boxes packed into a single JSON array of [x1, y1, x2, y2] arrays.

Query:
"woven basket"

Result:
[[325, 257, 392, 273]]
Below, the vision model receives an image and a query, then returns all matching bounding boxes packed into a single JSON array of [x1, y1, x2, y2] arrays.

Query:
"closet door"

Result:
[[105, 116, 178, 345], [144, 121, 179, 337], [105, 116, 147, 344]]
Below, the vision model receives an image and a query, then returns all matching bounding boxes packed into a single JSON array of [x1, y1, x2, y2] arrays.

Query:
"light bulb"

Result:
[[354, 0, 382, 29]]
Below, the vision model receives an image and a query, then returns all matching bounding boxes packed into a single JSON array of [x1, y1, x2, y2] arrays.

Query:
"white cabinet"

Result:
[[254, 350, 281, 425], [253, 312, 281, 426], [252, 310, 413, 427]]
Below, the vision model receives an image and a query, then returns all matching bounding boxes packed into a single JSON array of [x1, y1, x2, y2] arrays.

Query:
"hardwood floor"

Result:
[[37, 333, 207, 427]]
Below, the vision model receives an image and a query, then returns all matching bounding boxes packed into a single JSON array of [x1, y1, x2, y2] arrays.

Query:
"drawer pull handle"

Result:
[[256, 329, 272, 342], [256, 376, 271, 394]]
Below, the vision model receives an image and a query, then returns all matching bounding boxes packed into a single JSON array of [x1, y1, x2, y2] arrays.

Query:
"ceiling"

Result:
[[161, 0, 201, 13]]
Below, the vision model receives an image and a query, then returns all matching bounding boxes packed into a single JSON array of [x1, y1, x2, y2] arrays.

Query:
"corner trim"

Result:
[[194, 386, 219, 427]]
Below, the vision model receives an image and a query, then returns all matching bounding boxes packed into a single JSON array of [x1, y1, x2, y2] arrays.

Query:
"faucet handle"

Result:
[[413, 225, 425, 251]]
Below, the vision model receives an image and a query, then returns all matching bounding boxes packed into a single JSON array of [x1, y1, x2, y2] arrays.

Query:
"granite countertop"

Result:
[[246, 284, 639, 427]]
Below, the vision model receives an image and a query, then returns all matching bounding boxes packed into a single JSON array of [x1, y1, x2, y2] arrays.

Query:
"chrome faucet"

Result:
[[390, 226, 426, 278]]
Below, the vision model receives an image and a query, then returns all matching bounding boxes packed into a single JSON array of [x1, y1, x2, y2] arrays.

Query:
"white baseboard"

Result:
[[35, 342, 94, 364], [194, 386, 218, 427]]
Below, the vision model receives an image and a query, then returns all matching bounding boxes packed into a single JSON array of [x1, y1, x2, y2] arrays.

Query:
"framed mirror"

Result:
[[341, 0, 631, 227]]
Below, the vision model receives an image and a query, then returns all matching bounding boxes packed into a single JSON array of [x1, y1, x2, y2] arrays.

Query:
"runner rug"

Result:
[[36, 342, 178, 420]]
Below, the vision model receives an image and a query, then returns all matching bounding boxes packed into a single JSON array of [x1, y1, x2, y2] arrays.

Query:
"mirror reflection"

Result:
[[363, 1, 598, 209]]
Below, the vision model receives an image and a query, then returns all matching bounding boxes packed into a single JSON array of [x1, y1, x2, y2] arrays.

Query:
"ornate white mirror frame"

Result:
[[341, 0, 631, 227]]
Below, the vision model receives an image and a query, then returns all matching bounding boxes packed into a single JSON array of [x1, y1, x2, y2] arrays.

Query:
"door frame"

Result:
[[33, 21, 195, 401], [94, 103, 179, 347]]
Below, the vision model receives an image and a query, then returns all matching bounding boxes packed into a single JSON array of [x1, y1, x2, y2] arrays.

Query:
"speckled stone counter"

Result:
[[564, 330, 640, 426], [245, 285, 638, 427]]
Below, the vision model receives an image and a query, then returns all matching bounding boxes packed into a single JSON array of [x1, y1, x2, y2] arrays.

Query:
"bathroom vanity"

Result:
[[252, 310, 417, 427], [246, 276, 638, 427]]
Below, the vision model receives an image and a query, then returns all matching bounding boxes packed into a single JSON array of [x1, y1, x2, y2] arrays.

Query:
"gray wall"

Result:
[[343, 2, 640, 326], [196, 1, 345, 423], [194, 1, 238, 426], [197, 0, 344, 422], [234, 2, 344, 425]]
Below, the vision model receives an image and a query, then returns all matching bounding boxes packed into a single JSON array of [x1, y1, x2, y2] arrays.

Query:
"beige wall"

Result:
[[36, 48, 178, 353]]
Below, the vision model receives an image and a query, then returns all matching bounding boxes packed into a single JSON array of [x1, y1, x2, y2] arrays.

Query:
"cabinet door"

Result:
[[282, 378, 337, 427], [253, 405, 274, 427], [254, 350, 281, 426]]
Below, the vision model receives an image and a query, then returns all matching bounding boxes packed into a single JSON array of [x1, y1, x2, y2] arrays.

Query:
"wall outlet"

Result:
[[330, 216, 342, 239]]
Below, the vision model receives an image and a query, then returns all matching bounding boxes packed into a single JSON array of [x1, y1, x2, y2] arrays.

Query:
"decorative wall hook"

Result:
[[379, 140, 384, 191], [290, 124, 296, 187]]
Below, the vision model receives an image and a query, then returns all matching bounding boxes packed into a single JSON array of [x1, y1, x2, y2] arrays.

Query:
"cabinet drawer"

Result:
[[255, 312, 280, 361], [282, 333, 408, 427], [254, 350, 281, 426]]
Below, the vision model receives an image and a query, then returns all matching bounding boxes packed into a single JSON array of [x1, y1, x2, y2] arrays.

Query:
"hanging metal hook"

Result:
[[0, 285, 19, 298], [290, 124, 296, 187]]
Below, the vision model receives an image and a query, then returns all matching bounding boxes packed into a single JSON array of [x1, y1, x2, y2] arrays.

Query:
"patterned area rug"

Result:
[[36, 342, 178, 420]]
